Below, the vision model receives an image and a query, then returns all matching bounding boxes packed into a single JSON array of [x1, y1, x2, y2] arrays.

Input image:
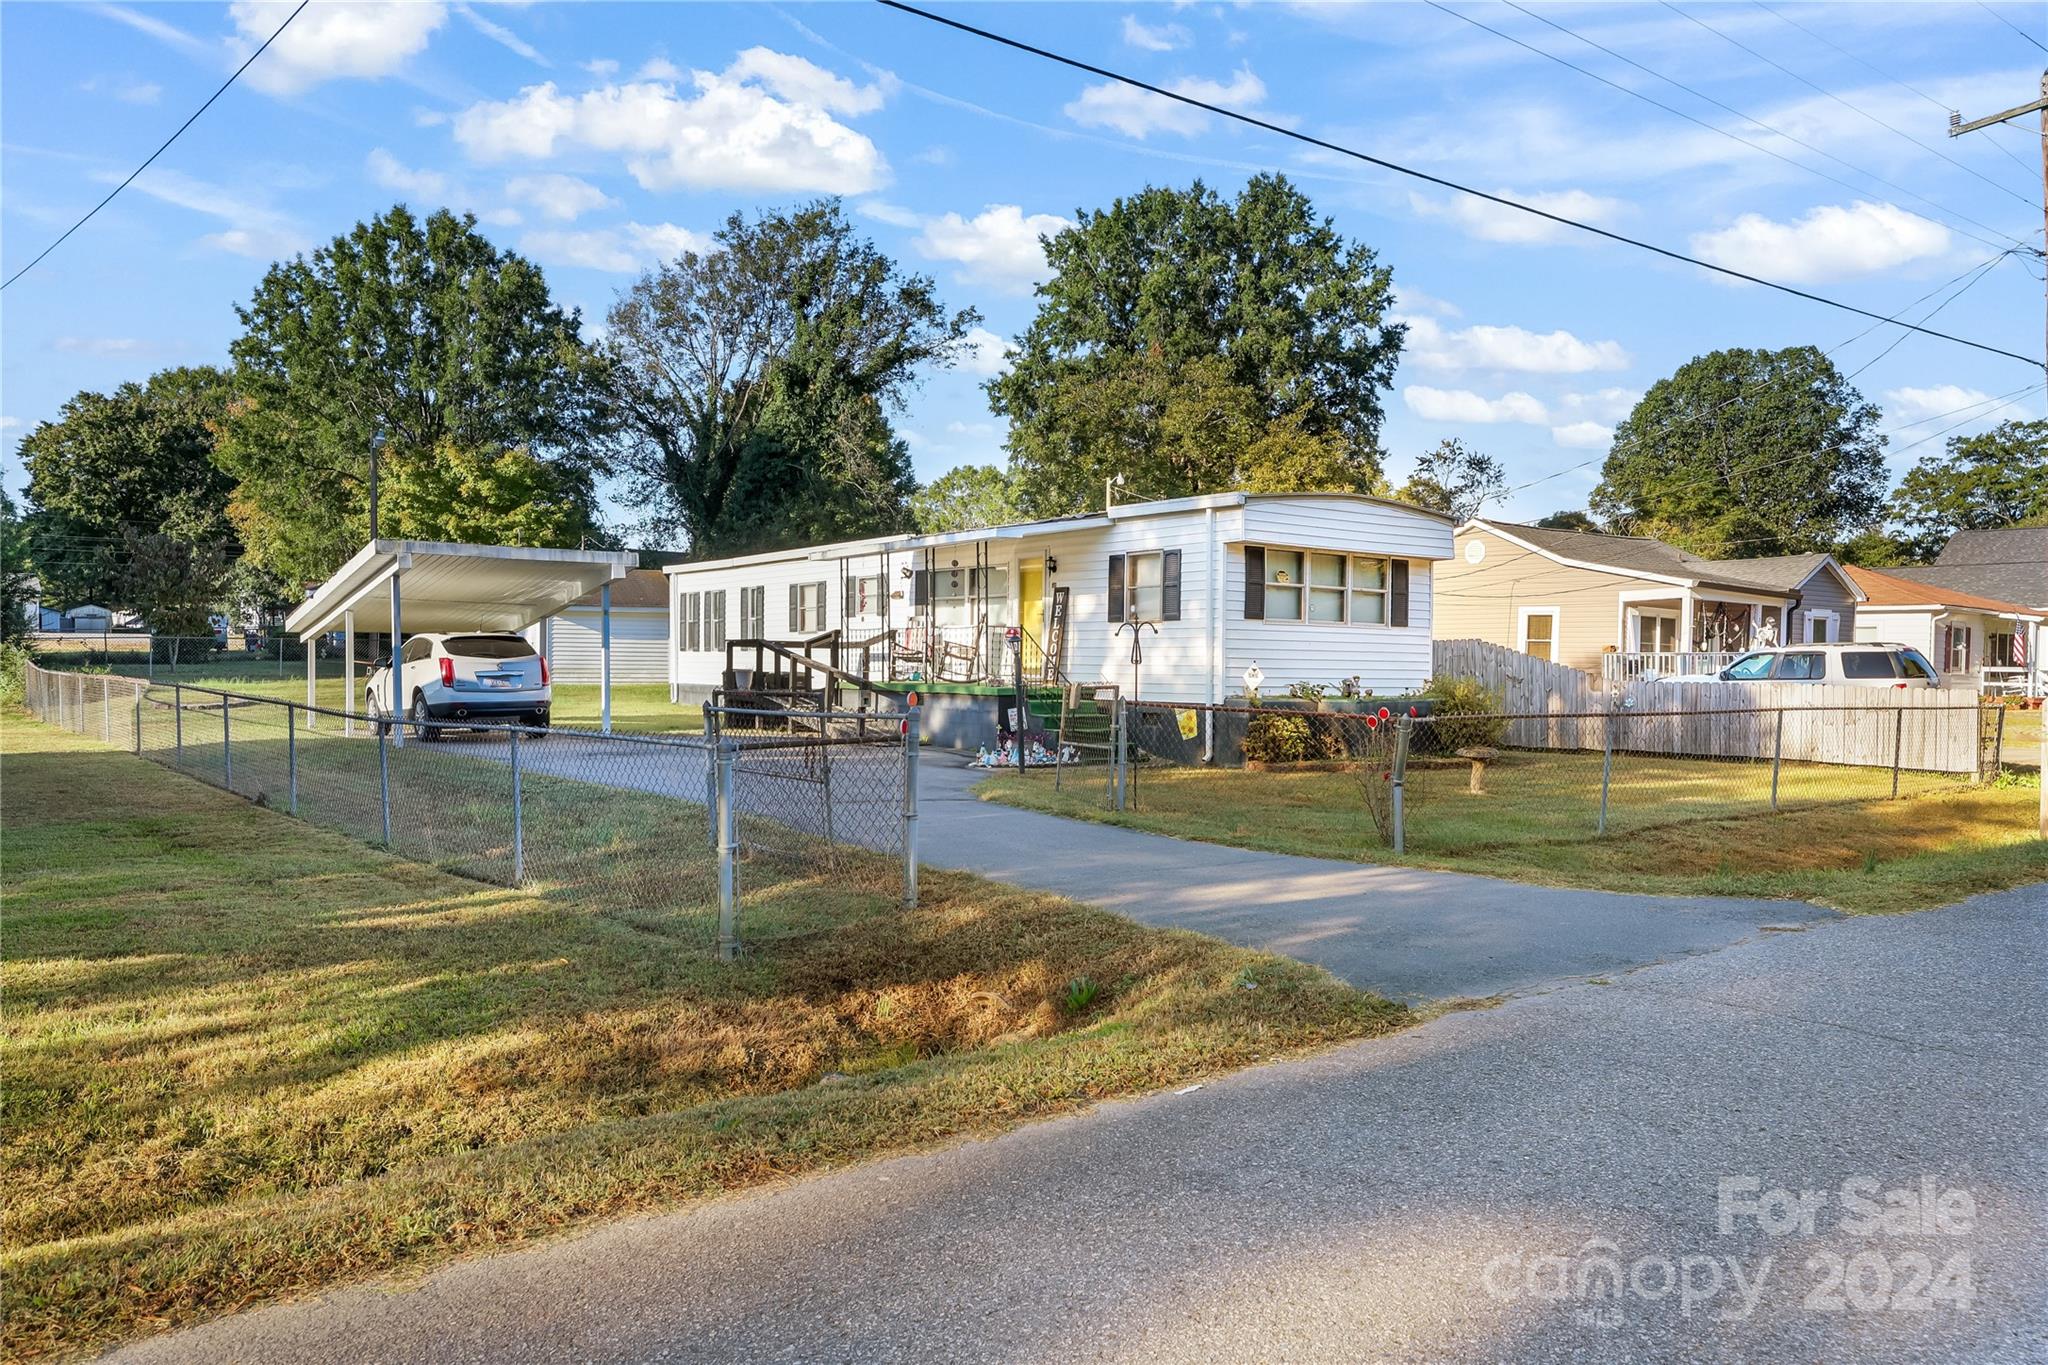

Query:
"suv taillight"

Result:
[[438, 657, 455, 687], [539, 656, 550, 686]]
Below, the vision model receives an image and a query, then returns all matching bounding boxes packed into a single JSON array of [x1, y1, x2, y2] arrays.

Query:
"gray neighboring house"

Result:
[[1435, 520, 1867, 682], [1880, 527, 2047, 612]]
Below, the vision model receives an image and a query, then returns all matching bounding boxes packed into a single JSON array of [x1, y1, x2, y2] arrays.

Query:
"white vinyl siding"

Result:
[[542, 608, 668, 683]]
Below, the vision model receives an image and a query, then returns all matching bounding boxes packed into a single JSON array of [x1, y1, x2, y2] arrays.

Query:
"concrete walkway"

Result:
[[105, 883, 2048, 1365], [917, 756, 1831, 1002]]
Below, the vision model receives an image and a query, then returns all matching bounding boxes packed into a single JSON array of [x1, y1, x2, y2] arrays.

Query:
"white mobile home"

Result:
[[663, 491, 1454, 716]]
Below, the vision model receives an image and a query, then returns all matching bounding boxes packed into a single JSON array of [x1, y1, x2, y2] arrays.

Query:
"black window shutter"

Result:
[[911, 569, 929, 606], [1107, 554, 1126, 622], [1244, 546, 1266, 620], [1390, 560, 1410, 628], [1160, 549, 1182, 621], [816, 581, 828, 626], [788, 583, 799, 632]]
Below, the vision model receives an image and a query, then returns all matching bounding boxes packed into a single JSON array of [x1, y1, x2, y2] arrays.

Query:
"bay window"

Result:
[[1254, 547, 1394, 625]]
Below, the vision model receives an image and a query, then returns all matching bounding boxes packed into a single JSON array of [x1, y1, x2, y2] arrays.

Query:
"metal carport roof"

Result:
[[285, 540, 637, 639]]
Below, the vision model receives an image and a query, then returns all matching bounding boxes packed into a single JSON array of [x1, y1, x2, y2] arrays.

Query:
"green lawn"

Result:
[[2000, 706, 2042, 768], [982, 752, 2048, 916], [1, 712, 1405, 1361], [100, 656, 697, 735]]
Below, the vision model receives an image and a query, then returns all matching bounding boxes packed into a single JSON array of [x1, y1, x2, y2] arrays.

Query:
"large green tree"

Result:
[[0, 492, 34, 644], [911, 464, 1023, 533], [992, 174, 1402, 514], [218, 205, 605, 583], [1590, 346, 1887, 556], [1888, 418, 2048, 559], [605, 201, 977, 557], [17, 366, 233, 606]]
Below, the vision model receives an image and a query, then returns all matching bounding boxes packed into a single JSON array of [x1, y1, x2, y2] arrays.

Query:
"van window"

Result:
[[1723, 653, 1776, 681], [445, 634, 537, 660], [1839, 651, 1896, 680], [1773, 652, 1824, 680], [1894, 649, 1938, 681]]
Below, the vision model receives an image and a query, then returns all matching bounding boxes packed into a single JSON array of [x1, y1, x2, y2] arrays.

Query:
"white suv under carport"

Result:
[[365, 632, 550, 739]]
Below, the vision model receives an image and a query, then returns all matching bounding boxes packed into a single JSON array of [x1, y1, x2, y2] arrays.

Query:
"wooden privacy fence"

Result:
[[1431, 639, 1986, 775]]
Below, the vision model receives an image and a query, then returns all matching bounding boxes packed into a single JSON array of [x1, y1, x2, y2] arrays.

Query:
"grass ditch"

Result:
[[1, 713, 1406, 1361]]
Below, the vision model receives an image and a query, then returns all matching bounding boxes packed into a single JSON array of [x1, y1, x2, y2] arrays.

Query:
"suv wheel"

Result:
[[412, 692, 441, 742]]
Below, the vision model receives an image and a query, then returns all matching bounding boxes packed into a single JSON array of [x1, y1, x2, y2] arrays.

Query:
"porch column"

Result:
[[1678, 593, 1697, 659], [305, 632, 317, 730]]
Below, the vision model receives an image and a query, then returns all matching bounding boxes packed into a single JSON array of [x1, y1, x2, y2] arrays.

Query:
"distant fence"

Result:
[[21, 662, 917, 960], [1430, 638, 1985, 775], [28, 632, 323, 672]]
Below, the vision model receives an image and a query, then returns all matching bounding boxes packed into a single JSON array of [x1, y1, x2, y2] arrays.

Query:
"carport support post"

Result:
[[388, 572, 404, 749], [901, 705, 920, 909], [344, 611, 356, 737], [600, 581, 614, 735], [715, 741, 738, 961], [510, 728, 524, 885], [1769, 708, 1784, 812]]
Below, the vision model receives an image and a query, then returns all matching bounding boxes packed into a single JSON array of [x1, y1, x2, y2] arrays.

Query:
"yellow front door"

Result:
[[1019, 563, 1045, 641]]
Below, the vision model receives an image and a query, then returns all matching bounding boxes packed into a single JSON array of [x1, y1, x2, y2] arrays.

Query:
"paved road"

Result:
[[106, 883, 2048, 1365], [918, 756, 1831, 1002]]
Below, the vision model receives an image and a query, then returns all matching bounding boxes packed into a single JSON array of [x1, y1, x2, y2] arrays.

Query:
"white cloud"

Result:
[[1690, 201, 1951, 284], [1399, 315, 1628, 374], [454, 49, 892, 194], [88, 3, 210, 58], [637, 56, 683, 81], [856, 199, 923, 229], [230, 1, 449, 95], [519, 221, 709, 273], [1391, 285, 1462, 319], [1556, 388, 1641, 425], [82, 76, 161, 105], [457, 3, 546, 65], [413, 106, 450, 127], [505, 172, 616, 221], [582, 58, 619, 77], [1883, 385, 1993, 424], [366, 148, 449, 199], [53, 336, 147, 356], [960, 327, 1013, 378], [915, 204, 1072, 293], [1403, 386, 1550, 425], [1064, 66, 1265, 139], [1550, 421, 1613, 450], [121, 168, 306, 259], [1122, 14, 1190, 51], [1409, 188, 1626, 245]]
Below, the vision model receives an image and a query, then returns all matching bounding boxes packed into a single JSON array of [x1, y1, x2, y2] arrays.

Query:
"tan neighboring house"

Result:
[[1435, 520, 1866, 683]]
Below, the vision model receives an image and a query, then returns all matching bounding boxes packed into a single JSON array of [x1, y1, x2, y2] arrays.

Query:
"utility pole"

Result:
[[1949, 72, 2048, 840], [1949, 71, 2048, 369]]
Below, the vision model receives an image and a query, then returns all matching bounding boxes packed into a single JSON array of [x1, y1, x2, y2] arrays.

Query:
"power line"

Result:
[[0, 0, 309, 291], [1841, 253, 2012, 383], [1752, 0, 2038, 178], [1663, 1, 2043, 215], [875, 0, 2044, 371], [1978, 1, 2048, 56], [1448, 0, 2037, 256]]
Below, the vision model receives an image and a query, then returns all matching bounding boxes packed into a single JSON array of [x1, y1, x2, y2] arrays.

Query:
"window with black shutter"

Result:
[[1107, 553, 1126, 622], [1390, 561, 1410, 628], [1160, 549, 1181, 621], [1244, 546, 1265, 620]]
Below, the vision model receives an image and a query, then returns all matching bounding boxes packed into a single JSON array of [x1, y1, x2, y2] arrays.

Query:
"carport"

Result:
[[285, 540, 638, 743]]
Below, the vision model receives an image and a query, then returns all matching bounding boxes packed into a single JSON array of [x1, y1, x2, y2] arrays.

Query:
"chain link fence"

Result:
[[22, 662, 918, 959], [1111, 696, 2001, 852]]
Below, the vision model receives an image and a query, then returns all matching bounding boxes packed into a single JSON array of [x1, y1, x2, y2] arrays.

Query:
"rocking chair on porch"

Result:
[[934, 616, 985, 683]]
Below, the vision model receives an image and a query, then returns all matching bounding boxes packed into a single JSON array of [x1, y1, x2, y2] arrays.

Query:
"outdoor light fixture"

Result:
[[1046, 557, 1058, 573]]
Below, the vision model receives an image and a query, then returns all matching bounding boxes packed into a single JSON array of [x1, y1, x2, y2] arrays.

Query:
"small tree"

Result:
[[0, 492, 33, 645], [1399, 438, 1506, 522], [120, 531, 228, 640], [911, 465, 1022, 533]]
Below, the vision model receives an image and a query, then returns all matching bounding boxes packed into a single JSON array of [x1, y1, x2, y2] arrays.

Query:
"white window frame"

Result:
[[850, 574, 884, 619], [793, 581, 827, 634], [1945, 623, 1972, 673], [1628, 605, 1679, 653], [1253, 545, 1392, 627], [680, 592, 701, 653], [740, 585, 765, 639], [706, 589, 726, 652], [1517, 605, 1561, 662], [1802, 609, 1839, 645], [1125, 551, 1164, 623]]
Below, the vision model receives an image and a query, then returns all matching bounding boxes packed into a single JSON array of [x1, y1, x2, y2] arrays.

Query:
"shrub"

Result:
[[1061, 975, 1101, 1013], [1421, 674, 1507, 752], [0, 642, 27, 705]]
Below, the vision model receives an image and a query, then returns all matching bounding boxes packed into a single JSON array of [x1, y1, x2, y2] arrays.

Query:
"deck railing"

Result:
[[1601, 649, 1742, 683]]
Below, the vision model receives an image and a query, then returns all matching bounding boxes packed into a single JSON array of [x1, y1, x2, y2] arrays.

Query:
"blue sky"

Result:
[[3, 1, 2043, 540]]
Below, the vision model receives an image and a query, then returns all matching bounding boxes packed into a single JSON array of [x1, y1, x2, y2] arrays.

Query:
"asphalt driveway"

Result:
[[916, 756, 1832, 1002], [104, 883, 2048, 1364]]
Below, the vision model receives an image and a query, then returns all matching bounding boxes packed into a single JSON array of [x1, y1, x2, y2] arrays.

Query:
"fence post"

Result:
[[901, 704, 920, 909], [510, 727, 524, 885], [287, 701, 298, 815], [132, 686, 143, 756], [103, 683, 111, 743], [1598, 707, 1615, 836], [222, 695, 233, 791], [716, 741, 739, 961], [174, 683, 184, 766], [1113, 697, 1129, 812], [1891, 707, 1904, 799], [378, 723, 392, 846], [1991, 704, 2006, 782], [1391, 715, 1411, 855], [1769, 708, 1784, 812]]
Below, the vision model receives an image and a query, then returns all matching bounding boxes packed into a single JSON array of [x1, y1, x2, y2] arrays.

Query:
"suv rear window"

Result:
[[444, 634, 537, 660], [1839, 651, 1896, 679]]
